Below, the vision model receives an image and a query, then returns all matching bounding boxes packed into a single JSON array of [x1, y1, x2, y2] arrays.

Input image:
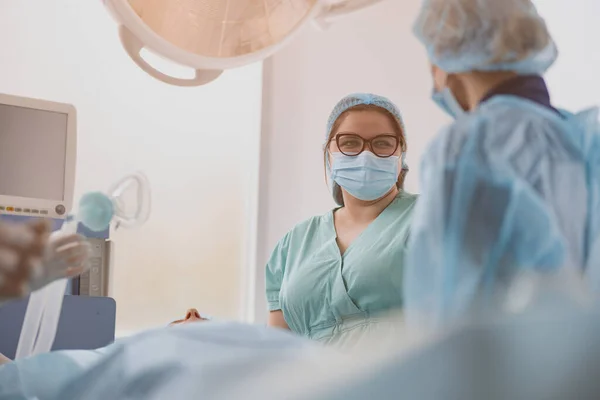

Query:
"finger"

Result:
[[55, 242, 92, 262], [8, 255, 37, 285], [0, 248, 19, 272], [63, 252, 90, 267], [0, 220, 48, 258], [65, 266, 86, 278], [0, 223, 35, 249], [50, 234, 88, 251], [0, 274, 28, 298], [28, 219, 51, 235], [27, 257, 43, 282], [27, 232, 49, 259], [43, 244, 91, 279]]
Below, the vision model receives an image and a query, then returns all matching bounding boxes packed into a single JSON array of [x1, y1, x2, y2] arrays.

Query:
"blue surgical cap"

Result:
[[325, 93, 406, 141], [325, 93, 409, 205], [325, 92, 408, 171], [413, 0, 558, 74]]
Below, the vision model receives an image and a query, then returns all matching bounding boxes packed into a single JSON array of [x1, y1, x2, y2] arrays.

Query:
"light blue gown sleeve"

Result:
[[0, 347, 112, 399], [265, 234, 290, 312], [404, 121, 567, 327], [578, 108, 600, 290]]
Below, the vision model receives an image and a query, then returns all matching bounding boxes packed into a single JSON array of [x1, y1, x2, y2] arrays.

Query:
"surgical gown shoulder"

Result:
[[425, 96, 584, 169]]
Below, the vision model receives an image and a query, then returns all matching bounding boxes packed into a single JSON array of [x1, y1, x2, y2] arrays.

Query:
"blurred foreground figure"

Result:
[[5, 275, 600, 400], [404, 0, 600, 328], [48, 276, 600, 399]]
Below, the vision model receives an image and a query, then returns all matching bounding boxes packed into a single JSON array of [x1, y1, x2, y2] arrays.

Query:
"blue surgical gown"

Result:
[[0, 346, 111, 399], [266, 192, 418, 347], [54, 322, 328, 400], [405, 95, 600, 326]]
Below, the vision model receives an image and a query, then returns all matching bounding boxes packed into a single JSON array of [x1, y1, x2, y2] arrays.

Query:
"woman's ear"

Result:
[[397, 169, 407, 190], [326, 148, 333, 168]]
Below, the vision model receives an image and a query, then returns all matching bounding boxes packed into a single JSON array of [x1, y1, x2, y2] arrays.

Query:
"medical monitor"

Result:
[[0, 93, 76, 219]]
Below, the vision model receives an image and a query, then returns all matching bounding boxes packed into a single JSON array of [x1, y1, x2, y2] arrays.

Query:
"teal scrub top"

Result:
[[266, 192, 418, 346]]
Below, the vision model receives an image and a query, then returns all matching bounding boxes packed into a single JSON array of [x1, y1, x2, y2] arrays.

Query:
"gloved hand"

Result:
[[0, 219, 48, 300], [28, 230, 92, 293], [0, 352, 10, 365], [0, 220, 92, 301]]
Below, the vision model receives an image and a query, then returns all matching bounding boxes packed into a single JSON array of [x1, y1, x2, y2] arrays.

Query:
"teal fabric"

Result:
[[266, 192, 418, 345], [404, 95, 600, 327], [413, 0, 557, 74]]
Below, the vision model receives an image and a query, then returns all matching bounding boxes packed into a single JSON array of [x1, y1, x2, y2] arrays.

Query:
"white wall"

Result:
[[536, 0, 600, 110], [254, 0, 600, 323], [0, 0, 263, 333]]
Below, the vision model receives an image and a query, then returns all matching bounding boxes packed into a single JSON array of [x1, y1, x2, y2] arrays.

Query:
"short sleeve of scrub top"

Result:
[[265, 235, 289, 312], [265, 191, 418, 345]]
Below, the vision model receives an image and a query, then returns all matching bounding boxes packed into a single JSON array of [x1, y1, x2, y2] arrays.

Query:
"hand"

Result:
[[28, 231, 92, 292], [0, 219, 49, 300], [0, 352, 11, 365]]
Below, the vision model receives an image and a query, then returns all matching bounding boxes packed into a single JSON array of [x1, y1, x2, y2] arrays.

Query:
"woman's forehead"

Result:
[[337, 111, 397, 135]]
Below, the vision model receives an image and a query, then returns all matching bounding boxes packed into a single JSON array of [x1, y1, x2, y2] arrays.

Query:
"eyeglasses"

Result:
[[335, 133, 400, 158]]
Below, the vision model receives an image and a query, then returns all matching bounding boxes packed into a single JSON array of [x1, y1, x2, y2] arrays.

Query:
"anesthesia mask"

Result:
[[15, 172, 151, 359]]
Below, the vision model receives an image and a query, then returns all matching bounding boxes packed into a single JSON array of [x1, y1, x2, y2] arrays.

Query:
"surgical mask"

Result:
[[330, 151, 399, 202], [432, 88, 465, 119]]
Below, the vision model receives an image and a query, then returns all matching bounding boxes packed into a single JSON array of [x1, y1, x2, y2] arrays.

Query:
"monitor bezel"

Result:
[[0, 93, 77, 220]]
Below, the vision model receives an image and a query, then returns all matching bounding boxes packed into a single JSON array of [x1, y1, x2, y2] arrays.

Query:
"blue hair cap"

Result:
[[325, 93, 406, 141], [413, 0, 558, 74], [325, 93, 409, 172]]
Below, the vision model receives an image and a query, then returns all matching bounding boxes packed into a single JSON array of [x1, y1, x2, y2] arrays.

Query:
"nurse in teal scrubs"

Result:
[[266, 93, 418, 348]]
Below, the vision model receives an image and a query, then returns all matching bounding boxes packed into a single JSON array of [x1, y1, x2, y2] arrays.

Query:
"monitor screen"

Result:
[[0, 104, 68, 201]]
